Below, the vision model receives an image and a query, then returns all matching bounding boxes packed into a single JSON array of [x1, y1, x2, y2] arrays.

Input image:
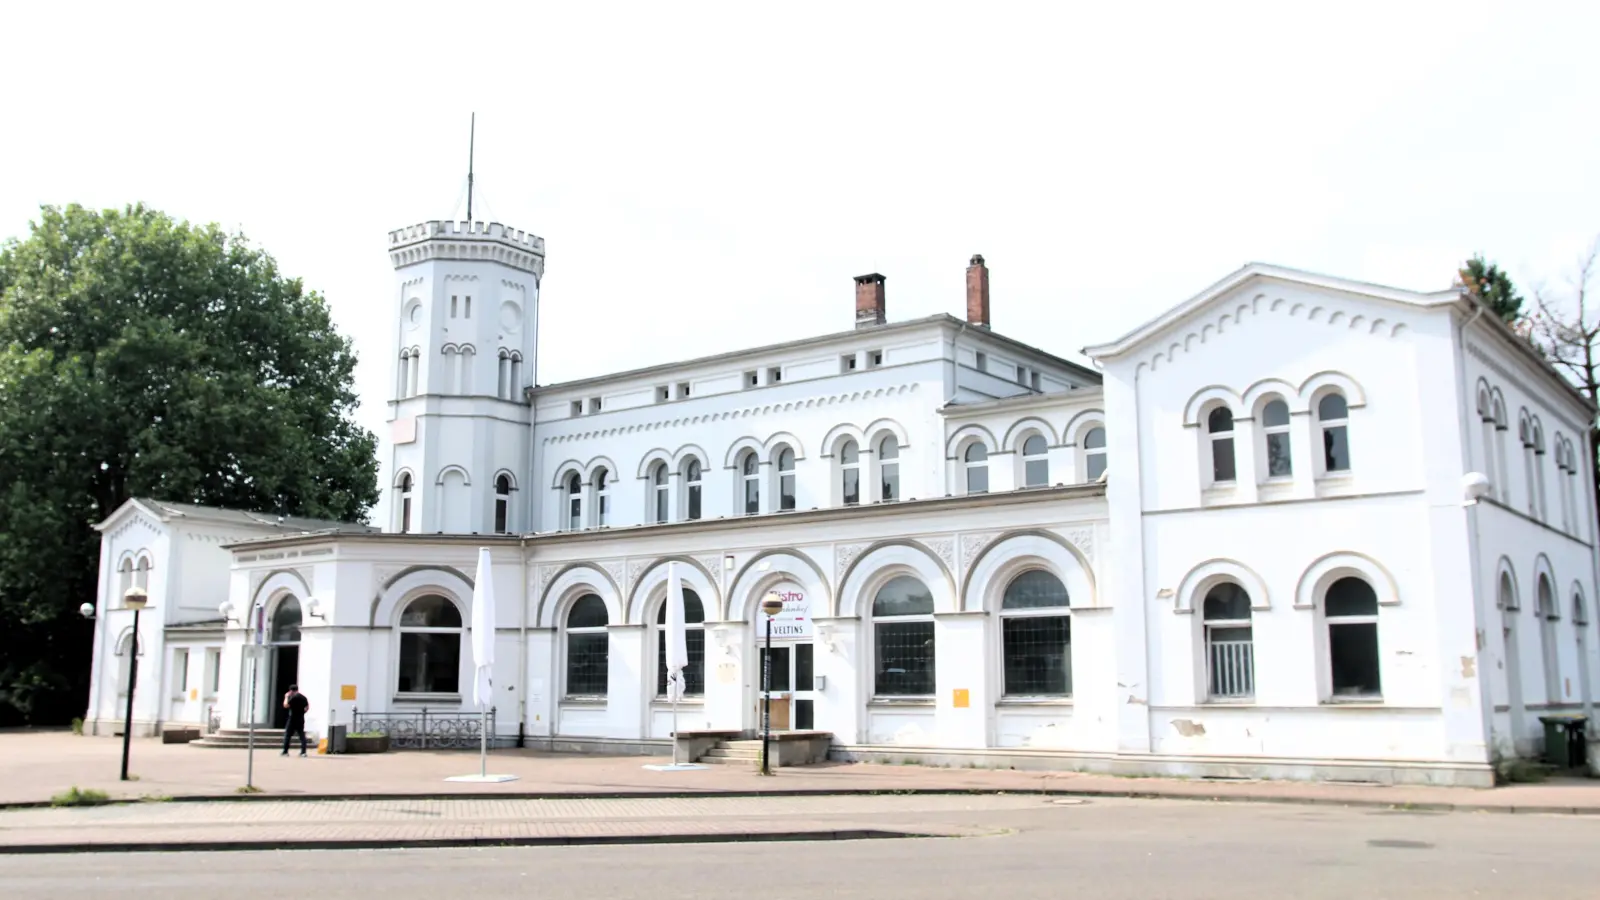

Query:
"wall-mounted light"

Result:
[[1462, 472, 1492, 507], [307, 598, 327, 621]]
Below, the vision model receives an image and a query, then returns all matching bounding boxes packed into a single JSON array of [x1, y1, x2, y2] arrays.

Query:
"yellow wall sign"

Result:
[[340, 685, 357, 701], [189, 688, 198, 701], [952, 688, 970, 708]]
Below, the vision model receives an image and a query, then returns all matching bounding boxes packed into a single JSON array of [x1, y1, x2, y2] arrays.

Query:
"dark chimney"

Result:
[[966, 254, 990, 329], [855, 273, 886, 328]]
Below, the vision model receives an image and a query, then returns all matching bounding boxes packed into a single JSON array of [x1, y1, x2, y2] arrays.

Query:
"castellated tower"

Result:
[[386, 220, 545, 535]]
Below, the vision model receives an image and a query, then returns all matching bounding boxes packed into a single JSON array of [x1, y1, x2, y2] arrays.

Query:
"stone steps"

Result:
[[190, 728, 316, 749]]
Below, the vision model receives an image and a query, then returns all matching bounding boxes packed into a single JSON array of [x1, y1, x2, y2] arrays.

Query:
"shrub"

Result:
[[51, 787, 111, 807]]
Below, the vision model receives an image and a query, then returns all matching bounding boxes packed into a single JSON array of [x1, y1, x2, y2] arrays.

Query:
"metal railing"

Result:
[[1207, 639, 1255, 699], [350, 706, 497, 750]]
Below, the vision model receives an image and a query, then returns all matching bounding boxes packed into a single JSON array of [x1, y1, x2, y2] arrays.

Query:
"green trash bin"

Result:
[[1539, 714, 1587, 768]]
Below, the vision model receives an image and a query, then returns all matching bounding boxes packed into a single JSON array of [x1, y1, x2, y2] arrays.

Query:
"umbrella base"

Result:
[[444, 774, 520, 783], [642, 763, 708, 772]]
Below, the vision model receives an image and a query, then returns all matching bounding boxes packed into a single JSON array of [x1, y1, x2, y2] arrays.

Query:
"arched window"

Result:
[[565, 594, 610, 697], [1519, 412, 1538, 518], [656, 589, 706, 697], [397, 473, 414, 534], [1022, 435, 1049, 487], [999, 570, 1071, 696], [879, 437, 900, 502], [458, 345, 476, 395], [776, 447, 797, 511], [1574, 591, 1589, 628], [398, 349, 413, 399], [1318, 393, 1351, 473], [1262, 399, 1292, 479], [651, 462, 670, 524], [1537, 574, 1560, 704], [1207, 406, 1236, 483], [1203, 583, 1254, 699], [1083, 427, 1107, 482], [134, 556, 151, 591], [566, 472, 583, 531], [118, 558, 134, 599], [872, 576, 935, 696], [493, 474, 512, 534], [1326, 577, 1380, 698], [1533, 422, 1549, 523], [740, 451, 760, 515], [840, 440, 861, 506], [497, 349, 511, 399], [270, 597, 302, 644], [396, 595, 462, 695], [683, 459, 703, 521], [509, 352, 522, 400], [593, 468, 611, 527], [964, 442, 989, 494]]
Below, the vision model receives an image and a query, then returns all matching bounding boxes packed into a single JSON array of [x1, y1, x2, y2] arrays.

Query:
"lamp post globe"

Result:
[[119, 586, 149, 781], [79, 603, 95, 619], [759, 593, 784, 775]]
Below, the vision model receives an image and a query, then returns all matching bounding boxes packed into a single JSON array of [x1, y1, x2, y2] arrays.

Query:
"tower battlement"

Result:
[[388, 220, 546, 276]]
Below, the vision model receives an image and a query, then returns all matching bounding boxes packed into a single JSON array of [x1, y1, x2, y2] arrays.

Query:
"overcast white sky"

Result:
[[4, 1, 1598, 455]]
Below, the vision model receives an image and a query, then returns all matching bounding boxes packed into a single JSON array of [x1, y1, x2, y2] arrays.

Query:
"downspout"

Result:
[[517, 533, 528, 748], [1455, 299, 1497, 762]]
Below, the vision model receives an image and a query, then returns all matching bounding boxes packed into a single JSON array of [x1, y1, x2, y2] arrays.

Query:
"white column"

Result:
[[606, 625, 646, 739], [812, 617, 861, 743], [525, 628, 556, 738], [933, 612, 989, 748], [703, 623, 748, 730]]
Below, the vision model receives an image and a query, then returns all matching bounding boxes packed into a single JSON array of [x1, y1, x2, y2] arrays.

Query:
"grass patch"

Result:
[[1494, 758, 1550, 784], [70, 718, 84, 736], [51, 787, 111, 807], [235, 784, 264, 794]]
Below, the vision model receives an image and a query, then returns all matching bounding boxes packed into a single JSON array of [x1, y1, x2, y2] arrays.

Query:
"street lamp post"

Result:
[[119, 587, 149, 782], [759, 594, 784, 776]]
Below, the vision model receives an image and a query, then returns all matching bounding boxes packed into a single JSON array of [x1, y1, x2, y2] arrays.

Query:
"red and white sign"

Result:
[[761, 583, 813, 641]]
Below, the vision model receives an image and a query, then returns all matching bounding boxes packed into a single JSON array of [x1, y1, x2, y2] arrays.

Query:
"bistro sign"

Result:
[[761, 583, 812, 640]]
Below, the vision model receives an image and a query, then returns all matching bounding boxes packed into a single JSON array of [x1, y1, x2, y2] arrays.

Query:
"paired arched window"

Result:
[[118, 558, 135, 599], [999, 570, 1071, 697], [441, 345, 475, 394], [964, 443, 990, 494], [1203, 583, 1253, 699], [1261, 399, 1292, 479], [397, 473, 414, 534], [656, 589, 706, 697], [496, 349, 523, 401], [1083, 427, 1107, 482], [397, 348, 420, 399], [134, 556, 151, 591], [1022, 435, 1049, 487], [1317, 393, 1351, 473], [651, 463, 670, 524], [840, 440, 861, 506], [776, 446, 797, 511], [493, 474, 512, 534], [396, 595, 462, 695], [879, 437, 901, 502], [565, 594, 610, 697], [872, 576, 935, 696], [593, 468, 611, 527], [565, 472, 583, 530], [1326, 577, 1380, 698], [683, 459, 703, 521], [1207, 406, 1236, 483], [740, 451, 760, 515]]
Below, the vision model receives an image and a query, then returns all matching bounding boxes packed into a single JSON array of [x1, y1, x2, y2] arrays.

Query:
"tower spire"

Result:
[[466, 112, 476, 221]]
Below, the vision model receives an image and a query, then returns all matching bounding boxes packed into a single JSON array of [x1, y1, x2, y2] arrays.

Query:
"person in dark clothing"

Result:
[[281, 684, 310, 757]]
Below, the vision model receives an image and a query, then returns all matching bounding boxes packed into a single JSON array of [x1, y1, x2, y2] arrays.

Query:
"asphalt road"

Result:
[[5, 797, 1596, 899]]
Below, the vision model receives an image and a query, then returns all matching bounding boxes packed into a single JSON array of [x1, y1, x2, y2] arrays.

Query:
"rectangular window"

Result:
[[677, 382, 691, 399], [1323, 426, 1350, 472], [655, 487, 669, 524], [206, 648, 221, 696], [568, 497, 581, 531], [566, 634, 609, 696], [881, 464, 899, 502], [768, 367, 782, 384], [1025, 458, 1048, 487], [1212, 439, 1237, 483], [1086, 452, 1107, 483], [744, 479, 759, 515], [1206, 626, 1254, 699], [1016, 365, 1028, 385], [589, 397, 602, 413], [570, 400, 583, 417], [598, 493, 610, 526], [494, 499, 508, 534], [657, 386, 669, 402], [874, 621, 935, 695], [780, 474, 796, 511], [172, 649, 190, 699], [795, 643, 814, 691], [656, 630, 705, 696], [759, 646, 792, 692], [687, 485, 702, 521], [744, 371, 758, 389], [1030, 371, 1042, 391], [975, 352, 988, 372], [869, 350, 883, 368], [397, 633, 461, 694], [1329, 622, 1381, 697], [401, 497, 412, 534], [967, 465, 989, 494], [1266, 433, 1292, 477], [841, 354, 858, 373], [1002, 616, 1070, 696], [451, 295, 459, 318], [842, 467, 860, 506]]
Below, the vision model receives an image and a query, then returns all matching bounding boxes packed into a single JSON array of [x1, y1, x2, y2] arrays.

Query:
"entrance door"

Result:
[[270, 645, 299, 728], [757, 642, 815, 731]]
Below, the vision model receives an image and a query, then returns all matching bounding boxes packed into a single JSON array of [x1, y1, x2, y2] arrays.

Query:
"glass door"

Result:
[[757, 643, 815, 731], [793, 643, 815, 730]]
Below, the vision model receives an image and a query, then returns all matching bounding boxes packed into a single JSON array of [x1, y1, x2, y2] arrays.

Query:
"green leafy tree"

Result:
[[0, 203, 379, 724], [1459, 254, 1526, 325]]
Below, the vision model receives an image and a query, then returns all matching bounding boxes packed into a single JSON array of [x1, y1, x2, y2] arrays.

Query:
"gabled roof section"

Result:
[[95, 497, 377, 536], [1082, 263, 1458, 361]]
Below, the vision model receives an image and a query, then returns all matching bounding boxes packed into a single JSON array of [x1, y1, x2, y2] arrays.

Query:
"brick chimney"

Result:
[[966, 254, 990, 329], [855, 273, 886, 328]]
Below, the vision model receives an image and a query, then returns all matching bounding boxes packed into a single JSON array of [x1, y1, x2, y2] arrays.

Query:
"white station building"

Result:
[[81, 215, 1600, 786]]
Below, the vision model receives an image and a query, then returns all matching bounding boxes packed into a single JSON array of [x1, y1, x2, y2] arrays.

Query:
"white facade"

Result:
[[84, 220, 1600, 787]]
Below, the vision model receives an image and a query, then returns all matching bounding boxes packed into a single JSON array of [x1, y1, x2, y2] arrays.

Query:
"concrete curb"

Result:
[[0, 828, 950, 855], [10, 785, 1600, 815]]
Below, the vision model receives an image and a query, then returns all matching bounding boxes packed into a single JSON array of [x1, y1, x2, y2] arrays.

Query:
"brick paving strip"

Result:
[[0, 795, 1019, 854], [5, 732, 1600, 818]]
